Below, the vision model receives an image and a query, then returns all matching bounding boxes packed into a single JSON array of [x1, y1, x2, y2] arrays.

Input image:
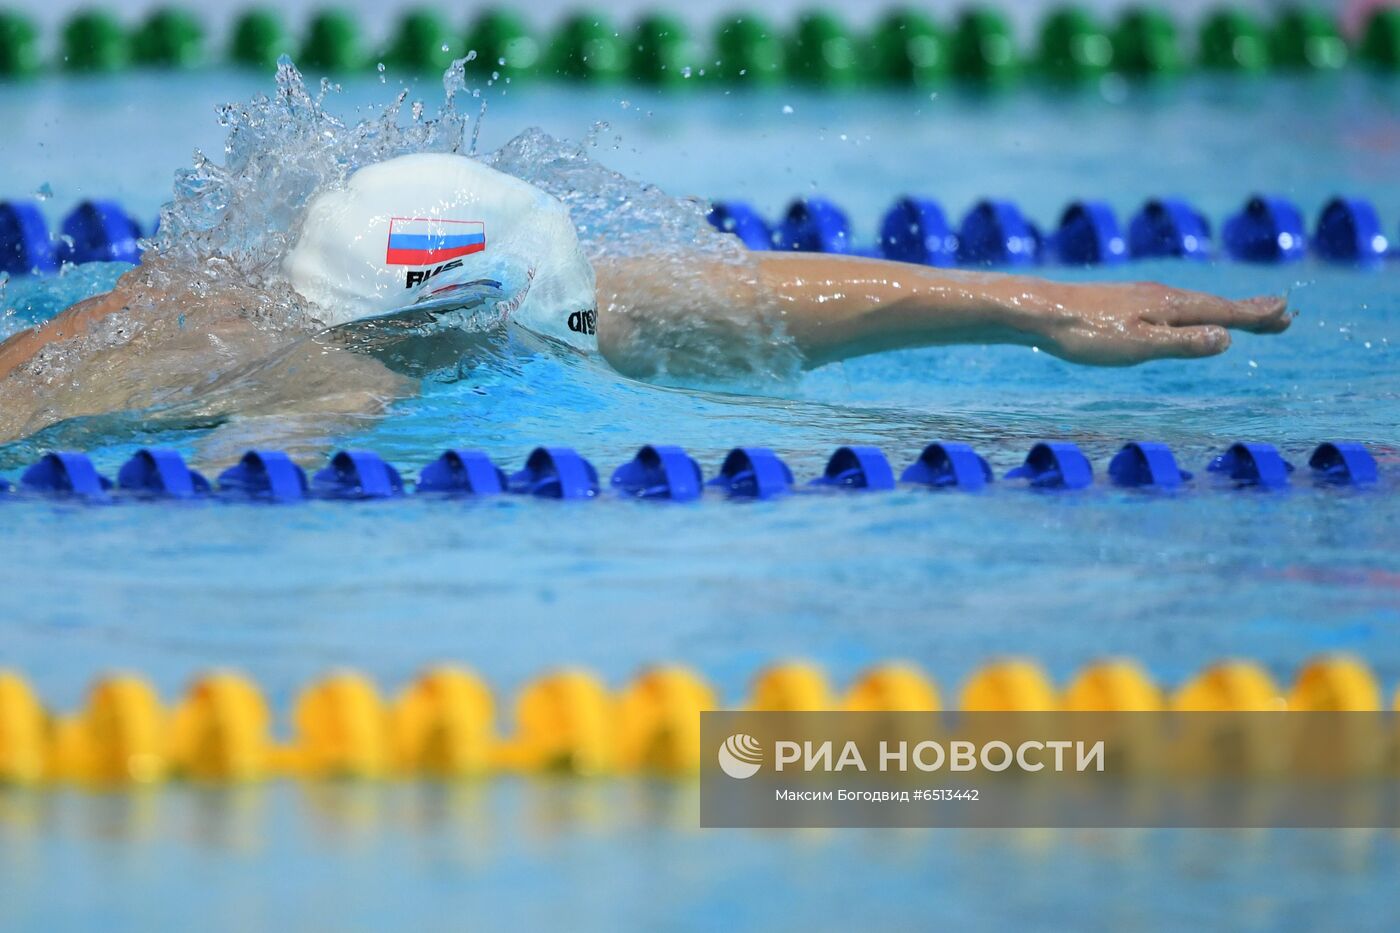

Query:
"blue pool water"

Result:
[[1, 68, 1398, 929]]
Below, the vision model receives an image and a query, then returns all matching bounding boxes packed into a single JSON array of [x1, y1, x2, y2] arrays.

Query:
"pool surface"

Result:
[[1, 65, 1398, 930]]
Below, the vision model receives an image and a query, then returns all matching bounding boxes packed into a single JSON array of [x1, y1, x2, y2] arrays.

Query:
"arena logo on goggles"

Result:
[[385, 217, 485, 266]]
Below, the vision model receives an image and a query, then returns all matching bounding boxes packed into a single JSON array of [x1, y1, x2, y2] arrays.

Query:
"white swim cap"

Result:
[[282, 152, 597, 350]]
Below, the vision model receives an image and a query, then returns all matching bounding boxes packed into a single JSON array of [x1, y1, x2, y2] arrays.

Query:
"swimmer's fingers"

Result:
[[1148, 291, 1293, 334], [1145, 323, 1232, 359], [1047, 320, 1230, 365]]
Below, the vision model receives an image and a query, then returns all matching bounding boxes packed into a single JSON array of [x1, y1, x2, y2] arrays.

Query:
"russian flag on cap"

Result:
[[385, 217, 485, 265]]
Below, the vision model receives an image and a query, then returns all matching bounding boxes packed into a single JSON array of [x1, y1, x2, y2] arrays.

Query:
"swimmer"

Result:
[[0, 153, 1291, 456]]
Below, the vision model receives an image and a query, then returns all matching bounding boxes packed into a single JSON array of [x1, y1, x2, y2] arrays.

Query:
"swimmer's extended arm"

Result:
[[594, 253, 1291, 375], [2, 254, 1291, 383]]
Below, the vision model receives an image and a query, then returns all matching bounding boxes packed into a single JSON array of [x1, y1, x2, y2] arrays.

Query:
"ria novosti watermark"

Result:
[[700, 711, 1400, 828], [720, 732, 1105, 778]]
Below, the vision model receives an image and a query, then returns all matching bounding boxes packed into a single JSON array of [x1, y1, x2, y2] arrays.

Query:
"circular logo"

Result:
[[718, 733, 763, 779]]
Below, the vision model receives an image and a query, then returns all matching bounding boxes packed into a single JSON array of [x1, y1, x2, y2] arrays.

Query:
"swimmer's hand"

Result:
[[1022, 282, 1293, 366]]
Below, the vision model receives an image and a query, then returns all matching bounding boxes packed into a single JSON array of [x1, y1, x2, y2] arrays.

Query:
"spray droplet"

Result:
[[781, 104, 794, 114]]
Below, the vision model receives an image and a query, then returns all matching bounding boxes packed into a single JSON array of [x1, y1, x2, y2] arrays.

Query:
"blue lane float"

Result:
[[707, 200, 773, 250], [1308, 442, 1378, 486], [956, 200, 1041, 266], [809, 446, 896, 491], [416, 449, 506, 496], [58, 200, 142, 265], [1107, 441, 1191, 488], [1, 442, 1383, 507], [0, 200, 57, 275], [116, 448, 210, 499], [1127, 198, 1212, 260], [1052, 200, 1127, 265], [20, 452, 113, 499], [1207, 442, 1294, 488], [1222, 195, 1307, 263], [878, 197, 957, 266], [508, 447, 599, 499], [1005, 442, 1094, 489], [708, 447, 793, 499], [216, 450, 309, 502], [775, 198, 854, 253], [1313, 197, 1389, 266], [900, 442, 993, 490], [611, 444, 704, 501], [311, 450, 404, 499], [14, 194, 1400, 271]]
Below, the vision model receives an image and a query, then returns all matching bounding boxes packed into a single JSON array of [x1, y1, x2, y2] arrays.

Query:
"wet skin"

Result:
[[0, 253, 1292, 457], [595, 253, 1292, 374]]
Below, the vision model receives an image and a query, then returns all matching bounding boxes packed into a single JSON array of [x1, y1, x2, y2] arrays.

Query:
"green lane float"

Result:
[[299, 7, 362, 72], [1199, 7, 1271, 72], [631, 13, 697, 86], [0, 10, 40, 77], [1038, 5, 1114, 82], [132, 7, 204, 68], [1359, 6, 1400, 71], [713, 14, 786, 84], [868, 8, 948, 87], [788, 11, 860, 87], [229, 8, 290, 69], [549, 11, 628, 82], [952, 6, 1020, 84], [383, 8, 460, 73], [61, 9, 128, 73], [464, 9, 539, 80], [1272, 6, 1346, 71], [1112, 6, 1182, 76], [2, 7, 1400, 85]]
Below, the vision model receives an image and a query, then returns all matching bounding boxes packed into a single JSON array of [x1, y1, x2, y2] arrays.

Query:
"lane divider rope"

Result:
[[0, 441, 1384, 504], [710, 193, 1394, 266], [4, 193, 1393, 278], [0, 656, 1395, 784], [1, 6, 1398, 81]]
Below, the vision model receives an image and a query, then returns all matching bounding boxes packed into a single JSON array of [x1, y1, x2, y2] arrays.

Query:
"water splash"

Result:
[[0, 56, 800, 449], [488, 130, 800, 381], [145, 53, 795, 381], [488, 127, 735, 262], [153, 55, 474, 280]]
